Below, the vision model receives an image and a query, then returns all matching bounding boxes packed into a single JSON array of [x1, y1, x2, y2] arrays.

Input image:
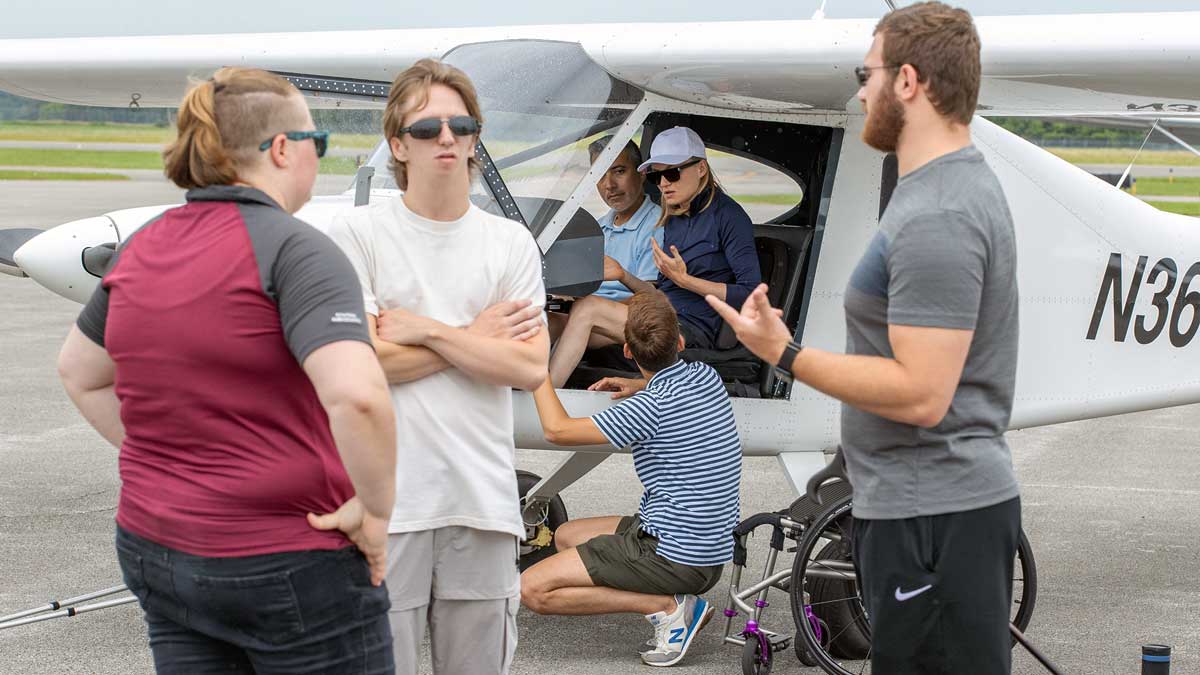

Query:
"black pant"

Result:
[[852, 497, 1021, 675], [116, 526, 393, 674]]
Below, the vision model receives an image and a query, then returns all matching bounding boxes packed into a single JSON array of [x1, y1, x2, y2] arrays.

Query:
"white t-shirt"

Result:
[[327, 196, 545, 537]]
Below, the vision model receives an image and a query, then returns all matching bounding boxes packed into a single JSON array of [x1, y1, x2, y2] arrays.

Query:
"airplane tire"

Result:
[[516, 470, 568, 572]]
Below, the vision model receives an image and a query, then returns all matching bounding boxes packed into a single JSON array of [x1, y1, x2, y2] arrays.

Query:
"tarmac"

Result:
[[1, 180, 1198, 674]]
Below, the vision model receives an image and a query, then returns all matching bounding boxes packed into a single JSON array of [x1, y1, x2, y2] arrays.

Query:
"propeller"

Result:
[[0, 228, 41, 277]]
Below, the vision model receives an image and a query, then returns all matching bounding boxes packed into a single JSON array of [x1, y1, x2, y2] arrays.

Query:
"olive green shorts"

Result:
[[575, 515, 724, 596]]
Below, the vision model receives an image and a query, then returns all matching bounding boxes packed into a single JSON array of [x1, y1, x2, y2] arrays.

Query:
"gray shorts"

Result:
[[385, 527, 520, 675]]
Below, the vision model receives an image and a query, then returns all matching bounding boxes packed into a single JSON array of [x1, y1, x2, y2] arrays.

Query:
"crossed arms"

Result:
[[368, 299, 549, 392]]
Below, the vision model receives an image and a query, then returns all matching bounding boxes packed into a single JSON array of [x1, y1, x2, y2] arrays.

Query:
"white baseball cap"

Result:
[[637, 126, 707, 173]]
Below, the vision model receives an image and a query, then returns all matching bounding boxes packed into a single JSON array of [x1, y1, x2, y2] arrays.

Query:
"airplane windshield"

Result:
[[365, 40, 642, 231]]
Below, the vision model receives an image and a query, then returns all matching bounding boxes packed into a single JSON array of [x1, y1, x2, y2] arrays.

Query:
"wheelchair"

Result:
[[722, 453, 1038, 675]]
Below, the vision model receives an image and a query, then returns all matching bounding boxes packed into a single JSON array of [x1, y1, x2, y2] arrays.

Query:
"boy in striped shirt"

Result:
[[522, 291, 743, 667]]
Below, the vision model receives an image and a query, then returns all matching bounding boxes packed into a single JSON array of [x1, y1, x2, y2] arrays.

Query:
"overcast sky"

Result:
[[2, 0, 1198, 38]]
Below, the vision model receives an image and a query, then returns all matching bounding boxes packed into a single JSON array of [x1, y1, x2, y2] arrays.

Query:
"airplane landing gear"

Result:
[[516, 470, 568, 572]]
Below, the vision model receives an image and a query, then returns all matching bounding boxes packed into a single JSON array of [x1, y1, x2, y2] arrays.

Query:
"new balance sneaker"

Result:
[[640, 594, 714, 666]]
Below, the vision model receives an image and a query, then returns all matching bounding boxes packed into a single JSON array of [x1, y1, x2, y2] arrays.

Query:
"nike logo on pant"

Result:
[[894, 584, 933, 601]]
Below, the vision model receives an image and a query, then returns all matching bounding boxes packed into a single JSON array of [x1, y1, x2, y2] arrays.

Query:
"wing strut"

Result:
[[1154, 123, 1200, 160], [1117, 119, 1159, 191]]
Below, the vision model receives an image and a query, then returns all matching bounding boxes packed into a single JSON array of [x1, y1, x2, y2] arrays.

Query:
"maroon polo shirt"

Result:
[[76, 185, 372, 557]]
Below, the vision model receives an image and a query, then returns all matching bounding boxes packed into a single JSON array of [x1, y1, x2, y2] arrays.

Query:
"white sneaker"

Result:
[[640, 594, 714, 667]]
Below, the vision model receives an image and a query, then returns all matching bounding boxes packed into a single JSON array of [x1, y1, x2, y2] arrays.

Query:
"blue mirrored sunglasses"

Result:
[[258, 130, 330, 158]]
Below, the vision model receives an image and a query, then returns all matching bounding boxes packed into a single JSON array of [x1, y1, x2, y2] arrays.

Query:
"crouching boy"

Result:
[[521, 291, 742, 668]]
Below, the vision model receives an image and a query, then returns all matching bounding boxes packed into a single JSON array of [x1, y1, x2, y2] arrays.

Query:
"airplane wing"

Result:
[[0, 12, 1197, 115], [2, 11, 1200, 115]]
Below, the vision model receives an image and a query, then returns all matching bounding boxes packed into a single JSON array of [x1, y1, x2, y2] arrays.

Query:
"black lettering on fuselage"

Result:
[[1087, 253, 1147, 342], [1088, 253, 1200, 347]]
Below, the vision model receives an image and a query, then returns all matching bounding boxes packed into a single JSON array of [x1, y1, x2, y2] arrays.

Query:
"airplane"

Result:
[[1, 9, 1199, 570]]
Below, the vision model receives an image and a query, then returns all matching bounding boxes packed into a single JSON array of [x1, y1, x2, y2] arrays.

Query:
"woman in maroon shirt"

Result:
[[56, 67, 397, 674]]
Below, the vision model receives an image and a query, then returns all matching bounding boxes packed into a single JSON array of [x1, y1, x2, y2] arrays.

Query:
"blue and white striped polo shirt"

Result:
[[591, 360, 742, 566]]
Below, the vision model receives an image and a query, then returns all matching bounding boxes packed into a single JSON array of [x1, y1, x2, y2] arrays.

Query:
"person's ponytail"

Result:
[[163, 79, 238, 189]]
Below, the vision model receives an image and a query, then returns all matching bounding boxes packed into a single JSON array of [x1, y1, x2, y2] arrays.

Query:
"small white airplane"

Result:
[[1, 10, 1199, 562]]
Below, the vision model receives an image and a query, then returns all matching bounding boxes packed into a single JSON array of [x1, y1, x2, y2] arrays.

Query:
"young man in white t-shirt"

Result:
[[327, 58, 550, 675]]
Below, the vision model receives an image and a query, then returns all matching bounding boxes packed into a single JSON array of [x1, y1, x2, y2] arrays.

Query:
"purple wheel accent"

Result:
[[745, 620, 759, 633], [757, 631, 772, 665], [805, 605, 823, 643]]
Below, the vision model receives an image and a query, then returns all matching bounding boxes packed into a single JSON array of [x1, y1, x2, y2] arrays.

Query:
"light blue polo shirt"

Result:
[[595, 197, 663, 302]]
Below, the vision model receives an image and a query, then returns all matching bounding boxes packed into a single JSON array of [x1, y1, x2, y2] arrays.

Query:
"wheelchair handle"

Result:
[[805, 448, 848, 505], [730, 512, 786, 566]]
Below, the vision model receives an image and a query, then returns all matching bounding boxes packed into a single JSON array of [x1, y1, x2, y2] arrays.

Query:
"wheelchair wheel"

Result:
[[789, 494, 1040, 675], [741, 633, 773, 675]]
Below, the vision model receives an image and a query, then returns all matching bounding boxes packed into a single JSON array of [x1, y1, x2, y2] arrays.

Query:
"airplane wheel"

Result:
[[516, 470, 568, 572], [741, 634, 772, 675]]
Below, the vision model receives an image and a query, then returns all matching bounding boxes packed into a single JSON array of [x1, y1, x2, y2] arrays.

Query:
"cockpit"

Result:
[[303, 40, 841, 400]]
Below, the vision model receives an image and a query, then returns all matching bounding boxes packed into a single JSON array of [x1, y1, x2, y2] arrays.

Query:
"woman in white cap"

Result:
[[546, 126, 761, 389]]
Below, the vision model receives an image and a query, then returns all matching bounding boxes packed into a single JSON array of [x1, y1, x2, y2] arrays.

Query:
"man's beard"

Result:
[[862, 87, 905, 153]]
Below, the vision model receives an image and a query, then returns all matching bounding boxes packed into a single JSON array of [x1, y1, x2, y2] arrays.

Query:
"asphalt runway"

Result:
[[1, 180, 1197, 674]]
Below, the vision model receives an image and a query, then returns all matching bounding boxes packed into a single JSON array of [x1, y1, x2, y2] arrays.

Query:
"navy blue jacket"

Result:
[[658, 188, 761, 345]]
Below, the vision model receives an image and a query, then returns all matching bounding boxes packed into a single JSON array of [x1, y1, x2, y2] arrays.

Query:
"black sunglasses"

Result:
[[258, 130, 329, 158], [645, 158, 702, 184], [855, 65, 902, 87], [398, 116, 481, 140]]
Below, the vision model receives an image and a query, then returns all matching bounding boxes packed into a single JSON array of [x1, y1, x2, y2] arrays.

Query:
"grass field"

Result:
[[0, 147, 361, 175], [1047, 148, 1200, 167], [0, 169, 128, 181], [1130, 177, 1200, 197], [731, 193, 799, 205], [0, 121, 380, 149], [1148, 201, 1200, 217], [0, 148, 162, 169], [0, 121, 174, 144]]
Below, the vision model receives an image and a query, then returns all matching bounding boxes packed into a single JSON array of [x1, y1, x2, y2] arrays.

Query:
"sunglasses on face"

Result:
[[398, 116, 481, 140], [258, 130, 329, 158], [854, 65, 902, 87], [645, 158, 702, 184]]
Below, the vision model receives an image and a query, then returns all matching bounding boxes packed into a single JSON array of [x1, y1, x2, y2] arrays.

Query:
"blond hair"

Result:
[[382, 59, 484, 190], [162, 67, 307, 189], [654, 161, 725, 230]]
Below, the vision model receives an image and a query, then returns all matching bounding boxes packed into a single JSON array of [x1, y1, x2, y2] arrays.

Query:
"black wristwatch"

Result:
[[773, 340, 803, 381]]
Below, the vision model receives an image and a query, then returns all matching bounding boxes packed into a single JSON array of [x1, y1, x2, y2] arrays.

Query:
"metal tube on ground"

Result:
[[0, 584, 129, 624], [1142, 644, 1171, 675], [1010, 623, 1065, 675], [0, 596, 138, 631]]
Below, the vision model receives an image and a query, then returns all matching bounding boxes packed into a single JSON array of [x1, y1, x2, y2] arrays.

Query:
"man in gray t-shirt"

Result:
[[842, 143, 1019, 519], [709, 4, 1021, 673]]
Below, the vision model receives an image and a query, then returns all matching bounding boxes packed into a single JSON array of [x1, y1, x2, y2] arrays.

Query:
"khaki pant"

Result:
[[385, 527, 520, 675]]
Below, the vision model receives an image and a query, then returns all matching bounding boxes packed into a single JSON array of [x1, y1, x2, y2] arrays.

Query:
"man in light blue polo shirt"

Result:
[[589, 136, 664, 303]]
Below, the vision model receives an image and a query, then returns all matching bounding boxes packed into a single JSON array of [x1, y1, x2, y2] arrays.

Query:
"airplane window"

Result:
[[306, 107, 385, 198], [710, 150, 804, 224]]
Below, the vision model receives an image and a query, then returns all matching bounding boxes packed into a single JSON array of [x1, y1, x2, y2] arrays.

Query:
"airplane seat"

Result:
[[565, 232, 804, 398]]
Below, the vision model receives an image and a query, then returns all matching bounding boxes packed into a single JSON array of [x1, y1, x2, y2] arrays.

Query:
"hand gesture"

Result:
[[705, 284, 791, 365], [651, 239, 688, 284], [587, 376, 647, 400], [307, 497, 389, 586], [468, 300, 543, 341], [377, 308, 441, 346], [603, 256, 626, 283]]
